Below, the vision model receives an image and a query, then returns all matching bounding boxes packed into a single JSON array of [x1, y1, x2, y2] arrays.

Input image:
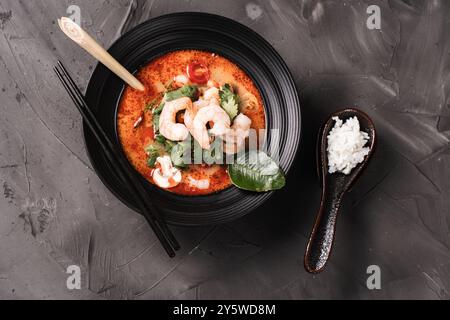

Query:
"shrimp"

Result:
[[223, 113, 252, 154], [203, 87, 220, 105], [191, 105, 231, 149], [159, 97, 191, 141], [184, 87, 220, 133], [152, 155, 182, 189], [184, 99, 207, 132], [187, 176, 210, 190]]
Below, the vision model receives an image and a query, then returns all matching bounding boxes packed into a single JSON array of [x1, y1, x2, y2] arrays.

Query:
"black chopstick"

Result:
[[54, 61, 180, 257], [54, 62, 179, 256]]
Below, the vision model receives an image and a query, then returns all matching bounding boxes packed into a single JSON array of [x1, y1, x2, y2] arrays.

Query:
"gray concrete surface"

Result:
[[0, 0, 449, 299]]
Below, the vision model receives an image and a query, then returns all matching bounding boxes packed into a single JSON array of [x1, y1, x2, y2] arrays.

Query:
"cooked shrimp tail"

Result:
[[192, 105, 231, 149], [159, 97, 191, 141]]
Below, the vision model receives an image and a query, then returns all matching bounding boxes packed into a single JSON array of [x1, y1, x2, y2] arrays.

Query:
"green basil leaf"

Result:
[[228, 150, 286, 192]]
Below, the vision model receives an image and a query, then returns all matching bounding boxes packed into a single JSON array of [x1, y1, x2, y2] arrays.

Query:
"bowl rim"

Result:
[[112, 47, 271, 199], [83, 12, 302, 226]]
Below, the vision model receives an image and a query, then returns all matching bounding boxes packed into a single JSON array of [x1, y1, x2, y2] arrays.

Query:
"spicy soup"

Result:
[[117, 50, 265, 196]]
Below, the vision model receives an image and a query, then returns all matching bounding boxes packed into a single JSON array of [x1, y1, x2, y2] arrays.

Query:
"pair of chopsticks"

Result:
[[54, 61, 180, 257]]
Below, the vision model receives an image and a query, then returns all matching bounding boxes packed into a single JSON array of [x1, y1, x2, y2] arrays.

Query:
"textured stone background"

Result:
[[1, 0, 449, 299]]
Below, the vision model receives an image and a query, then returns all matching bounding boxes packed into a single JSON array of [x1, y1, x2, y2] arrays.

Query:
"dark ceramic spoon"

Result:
[[304, 108, 376, 274]]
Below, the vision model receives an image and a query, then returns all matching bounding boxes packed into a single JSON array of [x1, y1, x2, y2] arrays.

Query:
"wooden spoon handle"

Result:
[[304, 187, 344, 273], [57, 17, 145, 91]]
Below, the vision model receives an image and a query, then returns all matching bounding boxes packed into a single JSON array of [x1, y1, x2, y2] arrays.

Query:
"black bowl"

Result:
[[84, 12, 301, 226]]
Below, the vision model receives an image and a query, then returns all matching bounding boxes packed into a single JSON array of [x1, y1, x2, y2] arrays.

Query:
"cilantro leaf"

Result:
[[145, 144, 161, 168], [147, 155, 158, 168], [165, 85, 198, 102], [151, 103, 165, 133], [164, 139, 176, 153], [152, 102, 165, 115], [219, 83, 234, 101], [221, 97, 239, 121], [219, 83, 240, 120]]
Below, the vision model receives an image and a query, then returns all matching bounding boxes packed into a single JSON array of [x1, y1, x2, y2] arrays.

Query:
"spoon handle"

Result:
[[57, 17, 145, 91], [304, 187, 344, 273]]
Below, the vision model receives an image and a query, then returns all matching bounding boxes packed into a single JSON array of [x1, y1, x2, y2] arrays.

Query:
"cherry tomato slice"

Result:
[[187, 62, 210, 84]]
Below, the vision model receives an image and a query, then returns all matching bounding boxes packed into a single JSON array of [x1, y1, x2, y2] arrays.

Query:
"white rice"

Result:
[[327, 116, 370, 175]]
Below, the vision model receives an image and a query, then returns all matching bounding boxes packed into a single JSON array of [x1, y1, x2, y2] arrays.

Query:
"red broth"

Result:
[[117, 50, 265, 195]]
